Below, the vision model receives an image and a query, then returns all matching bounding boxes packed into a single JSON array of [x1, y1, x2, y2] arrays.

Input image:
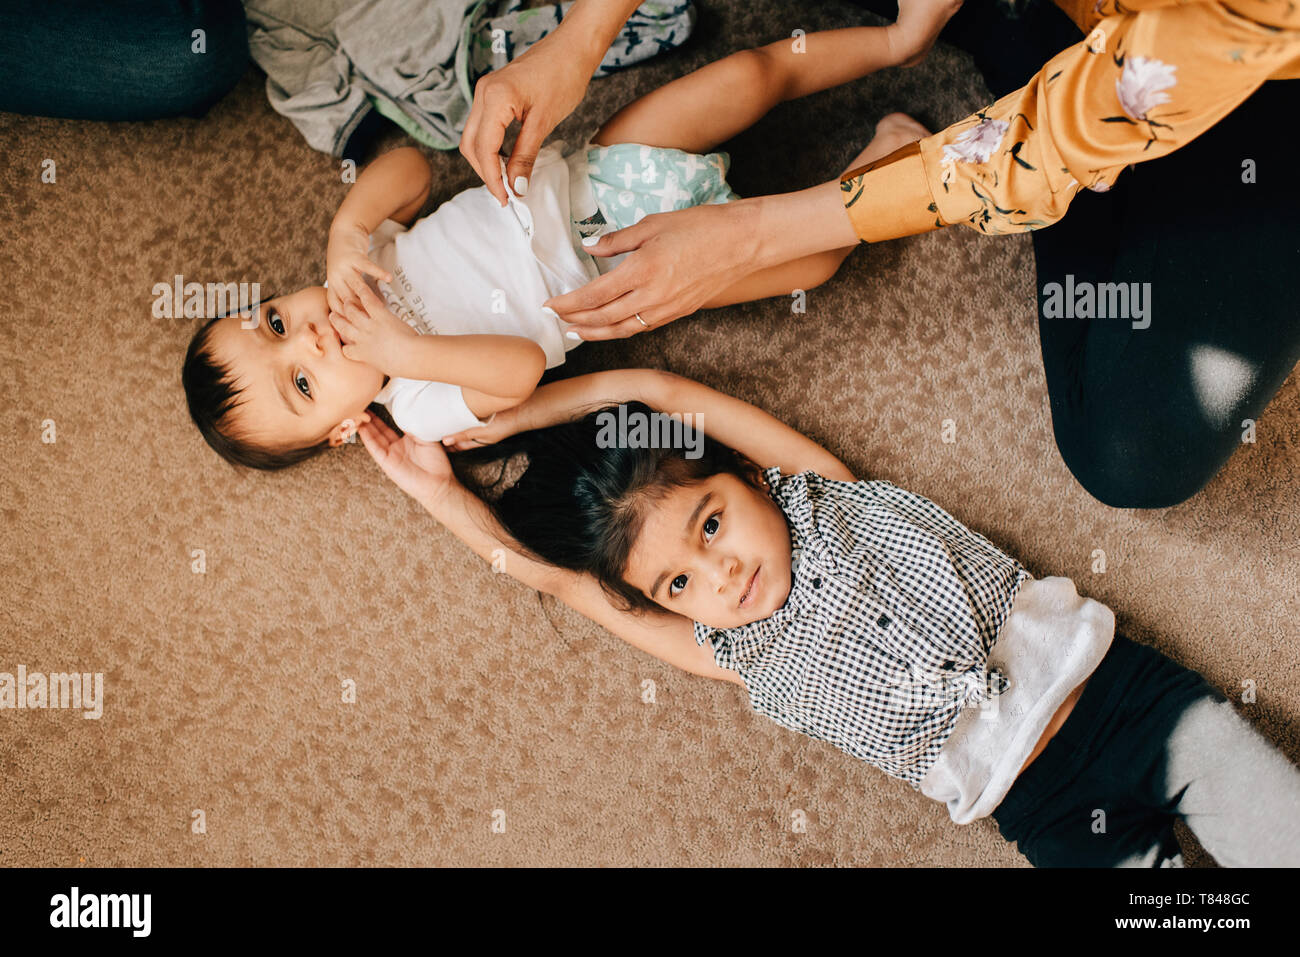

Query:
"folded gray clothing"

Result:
[[244, 0, 697, 157]]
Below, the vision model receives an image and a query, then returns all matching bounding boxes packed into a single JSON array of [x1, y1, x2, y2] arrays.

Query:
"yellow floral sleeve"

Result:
[[840, 0, 1300, 242]]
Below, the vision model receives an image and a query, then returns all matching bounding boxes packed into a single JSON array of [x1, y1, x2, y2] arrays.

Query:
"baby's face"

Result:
[[205, 286, 386, 450], [622, 472, 793, 630]]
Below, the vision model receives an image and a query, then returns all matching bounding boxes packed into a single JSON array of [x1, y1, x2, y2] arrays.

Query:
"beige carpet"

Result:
[[2, 1, 1296, 867]]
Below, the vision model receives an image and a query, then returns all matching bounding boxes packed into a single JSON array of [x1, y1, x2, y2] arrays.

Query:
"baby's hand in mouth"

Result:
[[327, 281, 416, 375]]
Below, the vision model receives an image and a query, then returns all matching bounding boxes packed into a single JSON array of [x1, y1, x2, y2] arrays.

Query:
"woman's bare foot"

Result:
[[845, 112, 932, 168], [890, 0, 965, 67]]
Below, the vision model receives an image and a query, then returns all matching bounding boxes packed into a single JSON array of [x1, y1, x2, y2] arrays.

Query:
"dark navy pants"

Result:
[[990, 633, 1300, 867], [839, 0, 1300, 508]]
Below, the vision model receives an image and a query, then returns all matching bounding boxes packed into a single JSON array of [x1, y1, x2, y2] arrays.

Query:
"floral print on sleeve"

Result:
[[838, 0, 1300, 243]]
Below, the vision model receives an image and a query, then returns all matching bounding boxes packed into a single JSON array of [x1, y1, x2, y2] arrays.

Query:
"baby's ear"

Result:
[[328, 412, 373, 447], [328, 418, 356, 447]]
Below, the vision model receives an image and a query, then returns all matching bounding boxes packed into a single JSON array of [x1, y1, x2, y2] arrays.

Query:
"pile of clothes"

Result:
[[244, 0, 697, 156]]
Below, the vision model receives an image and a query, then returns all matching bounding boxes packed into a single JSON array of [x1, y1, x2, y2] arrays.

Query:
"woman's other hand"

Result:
[[459, 0, 643, 207], [544, 200, 761, 340], [546, 179, 861, 339], [461, 31, 596, 208]]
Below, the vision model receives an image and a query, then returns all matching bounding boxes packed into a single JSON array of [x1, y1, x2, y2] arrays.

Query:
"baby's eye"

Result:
[[703, 514, 720, 538], [294, 370, 311, 399], [267, 308, 286, 336], [669, 574, 689, 597]]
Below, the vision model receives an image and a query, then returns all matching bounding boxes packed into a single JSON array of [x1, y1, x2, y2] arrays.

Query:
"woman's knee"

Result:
[[1050, 411, 1227, 509]]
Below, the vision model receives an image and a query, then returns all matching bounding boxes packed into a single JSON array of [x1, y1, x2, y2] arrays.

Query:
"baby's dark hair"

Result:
[[452, 401, 765, 613], [181, 316, 332, 471]]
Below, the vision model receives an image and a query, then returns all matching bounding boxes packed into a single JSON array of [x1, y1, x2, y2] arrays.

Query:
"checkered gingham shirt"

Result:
[[693, 467, 1029, 787]]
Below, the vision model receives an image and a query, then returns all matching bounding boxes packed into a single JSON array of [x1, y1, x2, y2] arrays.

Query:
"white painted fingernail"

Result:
[[581, 235, 601, 247], [542, 306, 559, 319], [565, 330, 582, 341], [514, 176, 528, 197]]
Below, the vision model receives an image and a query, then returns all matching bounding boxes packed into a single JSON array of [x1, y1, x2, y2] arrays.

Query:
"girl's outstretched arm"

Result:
[[642, 371, 857, 482], [443, 368, 856, 483], [358, 417, 743, 686], [433, 485, 742, 685]]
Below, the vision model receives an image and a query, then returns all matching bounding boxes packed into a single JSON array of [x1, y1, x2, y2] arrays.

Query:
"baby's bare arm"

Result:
[[331, 282, 547, 417], [405, 334, 547, 417], [332, 147, 432, 235], [326, 148, 433, 312]]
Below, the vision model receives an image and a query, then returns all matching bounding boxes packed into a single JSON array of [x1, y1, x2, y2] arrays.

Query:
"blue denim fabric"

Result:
[[0, 0, 248, 120]]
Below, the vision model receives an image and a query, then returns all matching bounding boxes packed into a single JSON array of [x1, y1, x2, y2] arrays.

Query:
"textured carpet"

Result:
[[1, 0, 1296, 868]]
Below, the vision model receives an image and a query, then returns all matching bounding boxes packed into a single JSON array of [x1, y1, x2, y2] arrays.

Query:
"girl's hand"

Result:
[[325, 222, 393, 315], [358, 417, 457, 510], [328, 281, 418, 374], [440, 406, 521, 451]]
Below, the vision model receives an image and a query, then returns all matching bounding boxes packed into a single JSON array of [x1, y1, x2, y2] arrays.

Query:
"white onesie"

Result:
[[363, 142, 602, 441]]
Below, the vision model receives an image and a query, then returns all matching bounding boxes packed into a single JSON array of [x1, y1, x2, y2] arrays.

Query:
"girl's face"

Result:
[[622, 472, 793, 630]]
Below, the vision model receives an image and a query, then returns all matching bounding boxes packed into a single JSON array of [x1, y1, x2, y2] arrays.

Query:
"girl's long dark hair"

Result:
[[451, 402, 765, 613]]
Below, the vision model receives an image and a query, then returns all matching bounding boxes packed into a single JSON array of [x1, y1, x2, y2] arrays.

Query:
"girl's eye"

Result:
[[294, 370, 311, 399], [667, 514, 721, 598], [267, 308, 285, 336]]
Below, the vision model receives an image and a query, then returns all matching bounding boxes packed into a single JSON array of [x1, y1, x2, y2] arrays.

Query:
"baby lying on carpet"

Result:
[[181, 4, 960, 470]]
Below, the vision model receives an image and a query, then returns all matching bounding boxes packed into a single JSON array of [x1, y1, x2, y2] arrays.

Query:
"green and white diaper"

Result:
[[578, 142, 742, 234]]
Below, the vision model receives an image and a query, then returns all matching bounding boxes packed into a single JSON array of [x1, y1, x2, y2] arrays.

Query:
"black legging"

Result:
[[840, 0, 1300, 507]]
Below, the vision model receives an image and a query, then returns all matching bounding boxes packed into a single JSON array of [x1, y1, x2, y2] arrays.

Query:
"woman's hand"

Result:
[[325, 222, 393, 315], [546, 180, 862, 339], [358, 416, 457, 510], [543, 200, 761, 340], [460, 29, 597, 208], [327, 281, 417, 374], [440, 405, 520, 451]]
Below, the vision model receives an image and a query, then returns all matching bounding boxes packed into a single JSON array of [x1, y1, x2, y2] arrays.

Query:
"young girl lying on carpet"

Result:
[[359, 368, 1300, 868], [181, 1, 963, 470]]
